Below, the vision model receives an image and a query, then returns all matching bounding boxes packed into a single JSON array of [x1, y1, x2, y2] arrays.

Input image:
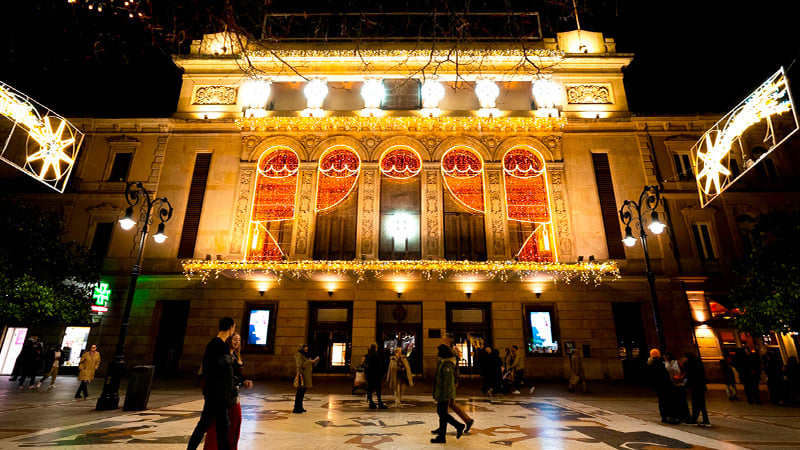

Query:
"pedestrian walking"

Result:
[[74, 344, 100, 399], [720, 357, 739, 400], [489, 348, 504, 395], [430, 344, 464, 444], [40, 346, 65, 389], [764, 349, 783, 405], [647, 349, 678, 424], [18, 341, 42, 390], [510, 345, 533, 394], [386, 347, 413, 406], [444, 336, 474, 431], [739, 348, 762, 404], [9, 339, 33, 382], [664, 352, 690, 423], [364, 343, 388, 409], [682, 353, 710, 427], [568, 347, 587, 393], [293, 344, 318, 414], [204, 333, 254, 450], [187, 317, 236, 450]]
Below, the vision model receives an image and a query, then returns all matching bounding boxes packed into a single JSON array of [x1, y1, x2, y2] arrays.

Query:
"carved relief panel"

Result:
[[356, 167, 380, 259], [421, 167, 444, 259], [291, 166, 317, 259], [548, 165, 574, 260], [193, 86, 238, 105], [485, 169, 509, 260], [230, 168, 255, 254]]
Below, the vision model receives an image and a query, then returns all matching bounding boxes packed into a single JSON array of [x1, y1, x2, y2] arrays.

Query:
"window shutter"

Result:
[[177, 153, 212, 259], [591, 153, 626, 259]]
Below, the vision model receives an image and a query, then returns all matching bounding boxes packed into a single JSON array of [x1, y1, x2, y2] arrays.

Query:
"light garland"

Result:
[[442, 147, 485, 213], [380, 147, 422, 179], [244, 48, 565, 61], [236, 115, 567, 133], [316, 147, 361, 212], [183, 259, 619, 286], [503, 148, 555, 261]]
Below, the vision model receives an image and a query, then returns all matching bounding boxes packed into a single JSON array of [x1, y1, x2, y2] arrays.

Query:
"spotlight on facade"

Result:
[[475, 79, 500, 117], [396, 291, 402, 299], [421, 78, 445, 116], [241, 78, 271, 118], [152, 223, 168, 244], [119, 207, 136, 230], [303, 79, 328, 116], [361, 79, 385, 116], [465, 291, 472, 299], [328, 290, 334, 297], [531, 75, 560, 118]]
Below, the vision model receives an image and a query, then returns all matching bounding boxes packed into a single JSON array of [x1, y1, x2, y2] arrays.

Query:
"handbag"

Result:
[[569, 374, 581, 385], [354, 369, 366, 386], [293, 372, 305, 388]]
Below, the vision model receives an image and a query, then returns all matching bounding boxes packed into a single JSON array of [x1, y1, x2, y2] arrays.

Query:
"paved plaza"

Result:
[[0, 377, 798, 449]]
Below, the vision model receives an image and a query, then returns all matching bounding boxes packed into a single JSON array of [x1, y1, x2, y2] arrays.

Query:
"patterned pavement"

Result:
[[0, 393, 745, 449]]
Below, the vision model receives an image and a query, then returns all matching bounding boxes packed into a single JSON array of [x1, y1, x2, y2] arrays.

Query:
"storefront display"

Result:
[[0, 327, 28, 374], [60, 326, 90, 367]]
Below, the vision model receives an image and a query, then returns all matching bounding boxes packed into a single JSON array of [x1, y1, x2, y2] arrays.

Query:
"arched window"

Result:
[[503, 148, 556, 262], [246, 147, 299, 260], [313, 147, 361, 259], [441, 147, 486, 261], [379, 147, 422, 260]]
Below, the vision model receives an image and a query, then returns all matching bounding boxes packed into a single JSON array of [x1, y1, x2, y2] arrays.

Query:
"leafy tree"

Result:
[[729, 210, 800, 336], [0, 195, 101, 325]]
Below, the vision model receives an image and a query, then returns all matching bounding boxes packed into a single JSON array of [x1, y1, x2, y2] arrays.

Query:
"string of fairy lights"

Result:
[[65, 0, 146, 19], [182, 259, 620, 286], [236, 116, 567, 133]]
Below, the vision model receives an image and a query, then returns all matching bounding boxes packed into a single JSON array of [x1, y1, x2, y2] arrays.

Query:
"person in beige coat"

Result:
[[74, 344, 100, 399], [386, 347, 413, 406], [293, 344, 318, 414]]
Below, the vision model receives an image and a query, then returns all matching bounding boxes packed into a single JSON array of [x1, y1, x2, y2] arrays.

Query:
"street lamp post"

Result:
[[96, 181, 173, 411], [619, 185, 667, 351]]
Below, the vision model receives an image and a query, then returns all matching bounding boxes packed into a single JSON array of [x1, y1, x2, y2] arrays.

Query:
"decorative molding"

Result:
[[481, 135, 499, 150], [147, 135, 170, 185], [486, 170, 508, 258], [422, 135, 441, 151], [230, 168, 255, 254], [635, 133, 659, 185], [565, 84, 612, 104], [193, 86, 238, 105], [293, 170, 316, 256], [422, 169, 443, 258], [358, 169, 378, 257], [548, 167, 573, 258], [242, 135, 262, 154], [540, 135, 563, 161], [303, 135, 321, 152], [361, 135, 380, 152]]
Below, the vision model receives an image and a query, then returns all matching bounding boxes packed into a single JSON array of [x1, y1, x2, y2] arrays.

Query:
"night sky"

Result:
[[0, 1, 797, 118]]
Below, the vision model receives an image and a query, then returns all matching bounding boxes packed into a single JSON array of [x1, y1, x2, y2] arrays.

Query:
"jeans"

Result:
[[294, 387, 307, 412], [187, 400, 230, 450], [689, 388, 709, 424], [436, 401, 462, 438], [366, 381, 383, 406]]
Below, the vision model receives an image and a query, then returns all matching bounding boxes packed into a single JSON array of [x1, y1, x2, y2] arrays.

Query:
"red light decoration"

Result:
[[503, 148, 555, 262], [247, 148, 299, 261], [380, 147, 422, 179], [316, 147, 361, 212], [441, 147, 485, 213]]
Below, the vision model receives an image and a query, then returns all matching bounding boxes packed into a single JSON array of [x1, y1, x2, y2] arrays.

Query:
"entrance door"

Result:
[[446, 303, 491, 374], [376, 303, 423, 374], [152, 301, 190, 378], [612, 302, 647, 382], [308, 302, 352, 373]]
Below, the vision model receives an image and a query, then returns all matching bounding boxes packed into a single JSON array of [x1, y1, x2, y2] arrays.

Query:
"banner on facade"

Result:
[[0, 81, 84, 193], [691, 67, 799, 207]]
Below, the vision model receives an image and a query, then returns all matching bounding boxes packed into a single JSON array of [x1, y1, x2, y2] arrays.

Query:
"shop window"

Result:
[[524, 305, 560, 355], [107, 152, 132, 182], [691, 223, 719, 272], [308, 302, 353, 373], [242, 303, 277, 354], [60, 326, 91, 367], [446, 303, 491, 374], [718, 329, 737, 346], [672, 152, 694, 181], [379, 147, 422, 260]]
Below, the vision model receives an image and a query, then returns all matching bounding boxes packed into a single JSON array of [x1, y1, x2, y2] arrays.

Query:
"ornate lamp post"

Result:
[[96, 182, 173, 411], [619, 185, 667, 351]]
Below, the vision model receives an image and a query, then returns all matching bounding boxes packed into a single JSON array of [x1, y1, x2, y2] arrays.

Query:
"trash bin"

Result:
[[123, 365, 155, 411]]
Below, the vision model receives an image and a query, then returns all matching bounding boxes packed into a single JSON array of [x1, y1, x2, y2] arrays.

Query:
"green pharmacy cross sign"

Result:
[[91, 282, 111, 314]]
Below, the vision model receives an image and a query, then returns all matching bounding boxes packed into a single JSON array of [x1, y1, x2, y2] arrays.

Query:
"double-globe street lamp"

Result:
[[96, 181, 173, 411], [619, 185, 667, 351]]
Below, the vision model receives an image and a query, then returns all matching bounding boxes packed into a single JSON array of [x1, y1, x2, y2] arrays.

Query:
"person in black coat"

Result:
[[738, 349, 762, 404], [683, 353, 710, 426], [18, 342, 42, 389], [364, 343, 387, 409], [647, 349, 677, 424]]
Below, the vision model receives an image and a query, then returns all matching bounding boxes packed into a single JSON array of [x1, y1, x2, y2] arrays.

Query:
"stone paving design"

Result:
[[1, 395, 745, 449]]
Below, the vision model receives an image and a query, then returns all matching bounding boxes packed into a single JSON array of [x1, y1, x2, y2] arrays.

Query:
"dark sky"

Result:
[[0, 1, 797, 117]]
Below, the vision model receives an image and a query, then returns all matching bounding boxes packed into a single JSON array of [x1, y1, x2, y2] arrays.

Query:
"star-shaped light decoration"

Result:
[[26, 116, 75, 180], [695, 131, 731, 195]]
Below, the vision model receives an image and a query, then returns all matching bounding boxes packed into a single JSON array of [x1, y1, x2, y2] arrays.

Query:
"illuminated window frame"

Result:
[[379, 146, 422, 179], [441, 146, 486, 214], [315, 146, 361, 213]]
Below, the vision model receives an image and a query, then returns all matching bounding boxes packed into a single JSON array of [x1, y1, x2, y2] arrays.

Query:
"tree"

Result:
[[0, 195, 101, 326], [729, 210, 800, 336]]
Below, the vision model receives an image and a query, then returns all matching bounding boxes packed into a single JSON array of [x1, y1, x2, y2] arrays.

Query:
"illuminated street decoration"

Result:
[[237, 115, 566, 132], [247, 148, 299, 260], [91, 282, 111, 314], [441, 147, 485, 213], [184, 259, 619, 286], [241, 78, 271, 118], [316, 147, 361, 212], [379, 147, 421, 179], [0, 81, 84, 193], [692, 67, 799, 207], [503, 148, 556, 262]]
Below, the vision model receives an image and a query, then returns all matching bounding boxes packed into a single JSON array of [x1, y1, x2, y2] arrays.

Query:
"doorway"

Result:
[[376, 303, 422, 373], [152, 301, 190, 378], [308, 302, 352, 373], [446, 303, 492, 374], [612, 302, 648, 382]]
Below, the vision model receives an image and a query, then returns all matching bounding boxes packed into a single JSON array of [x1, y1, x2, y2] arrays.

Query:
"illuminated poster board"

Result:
[[247, 309, 271, 346], [528, 311, 558, 354], [691, 67, 799, 207], [0, 327, 28, 374], [60, 326, 90, 367]]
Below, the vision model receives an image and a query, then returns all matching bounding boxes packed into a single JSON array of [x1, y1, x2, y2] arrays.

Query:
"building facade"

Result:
[[2, 30, 798, 380]]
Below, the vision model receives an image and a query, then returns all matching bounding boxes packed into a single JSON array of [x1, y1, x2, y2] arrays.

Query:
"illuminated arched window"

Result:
[[503, 148, 556, 262], [379, 147, 422, 260], [313, 147, 361, 260], [441, 147, 487, 261], [246, 147, 299, 260]]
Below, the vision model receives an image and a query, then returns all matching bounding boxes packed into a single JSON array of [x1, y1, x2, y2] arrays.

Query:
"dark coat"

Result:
[[684, 356, 707, 392], [364, 349, 384, 381]]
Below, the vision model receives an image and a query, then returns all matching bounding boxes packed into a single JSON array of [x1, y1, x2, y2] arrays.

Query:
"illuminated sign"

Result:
[[91, 282, 111, 314], [691, 67, 799, 207], [0, 81, 84, 193]]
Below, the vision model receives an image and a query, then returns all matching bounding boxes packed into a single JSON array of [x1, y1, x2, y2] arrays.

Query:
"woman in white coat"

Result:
[[386, 347, 413, 406]]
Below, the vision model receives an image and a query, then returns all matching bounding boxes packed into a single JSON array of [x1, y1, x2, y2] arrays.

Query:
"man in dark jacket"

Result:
[[647, 349, 676, 424], [364, 343, 387, 409], [683, 353, 710, 426], [18, 341, 42, 389], [187, 317, 236, 450]]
